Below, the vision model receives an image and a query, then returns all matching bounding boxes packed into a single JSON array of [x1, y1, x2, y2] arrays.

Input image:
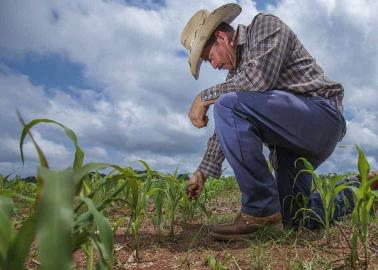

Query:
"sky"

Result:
[[0, 0, 377, 177]]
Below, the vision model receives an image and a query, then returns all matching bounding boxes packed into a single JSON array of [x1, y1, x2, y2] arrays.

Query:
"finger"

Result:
[[187, 192, 193, 199], [187, 185, 200, 199], [188, 190, 197, 200], [203, 116, 209, 126], [186, 183, 197, 194], [186, 186, 194, 196], [193, 120, 206, 128], [190, 118, 199, 127]]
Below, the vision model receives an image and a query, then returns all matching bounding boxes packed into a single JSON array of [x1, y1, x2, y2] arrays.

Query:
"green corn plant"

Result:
[[205, 255, 228, 270], [178, 177, 232, 224], [129, 182, 148, 262], [203, 178, 225, 204], [0, 174, 14, 198], [112, 161, 158, 262], [178, 190, 200, 223], [1, 179, 36, 207], [18, 116, 114, 269], [0, 196, 15, 267], [162, 169, 185, 237], [0, 195, 37, 270], [0, 174, 7, 190], [73, 167, 141, 267], [294, 158, 350, 244], [349, 145, 378, 269], [152, 178, 165, 238], [178, 179, 209, 224]]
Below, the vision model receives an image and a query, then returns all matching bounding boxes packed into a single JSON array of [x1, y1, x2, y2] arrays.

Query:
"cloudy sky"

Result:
[[0, 0, 377, 177]]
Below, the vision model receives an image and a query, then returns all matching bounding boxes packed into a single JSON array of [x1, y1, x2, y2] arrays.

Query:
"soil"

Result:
[[23, 188, 378, 270], [74, 207, 378, 269]]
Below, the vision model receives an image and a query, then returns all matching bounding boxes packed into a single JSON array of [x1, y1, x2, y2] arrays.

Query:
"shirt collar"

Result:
[[236, 24, 247, 46], [229, 24, 247, 73]]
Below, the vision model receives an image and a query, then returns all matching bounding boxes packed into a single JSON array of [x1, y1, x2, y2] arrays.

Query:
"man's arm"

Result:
[[186, 132, 225, 200], [200, 14, 292, 102], [197, 132, 225, 179], [188, 94, 216, 128]]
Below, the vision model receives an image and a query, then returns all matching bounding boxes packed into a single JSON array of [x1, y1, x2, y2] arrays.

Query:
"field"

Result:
[[1, 118, 378, 270]]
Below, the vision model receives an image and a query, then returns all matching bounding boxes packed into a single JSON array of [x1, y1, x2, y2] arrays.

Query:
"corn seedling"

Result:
[[349, 146, 378, 268], [205, 255, 228, 270], [180, 177, 210, 223], [129, 178, 149, 261], [162, 169, 185, 237], [17, 117, 115, 269], [294, 158, 350, 243], [0, 195, 38, 270], [152, 178, 165, 238], [0, 174, 8, 190], [179, 190, 204, 223], [113, 161, 161, 261], [203, 178, 224, 205]]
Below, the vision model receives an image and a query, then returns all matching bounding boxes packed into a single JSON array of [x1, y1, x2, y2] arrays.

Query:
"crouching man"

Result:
[[180, 3, 367, 240]]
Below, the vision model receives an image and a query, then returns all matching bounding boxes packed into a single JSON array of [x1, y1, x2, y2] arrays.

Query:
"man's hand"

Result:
[[188, 95, 210, 128], [186, 170, 207, 200]]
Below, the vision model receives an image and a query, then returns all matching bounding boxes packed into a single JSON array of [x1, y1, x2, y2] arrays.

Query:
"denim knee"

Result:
[[214, 92, 239, 110]]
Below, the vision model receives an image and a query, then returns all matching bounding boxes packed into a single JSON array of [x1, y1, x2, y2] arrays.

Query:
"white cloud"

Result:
[[0, 0, 377, 177], [344, 110, 378, 149], [268, 0, 378, 174]]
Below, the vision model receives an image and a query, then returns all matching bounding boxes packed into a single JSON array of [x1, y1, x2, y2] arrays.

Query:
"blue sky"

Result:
[[0, 0, 377, 177], [1, 0, 279, 95], [2, 53, 86, 90]]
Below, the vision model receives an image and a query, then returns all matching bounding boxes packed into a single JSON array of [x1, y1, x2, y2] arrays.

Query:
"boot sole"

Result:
[[210, 223, 283, 241]]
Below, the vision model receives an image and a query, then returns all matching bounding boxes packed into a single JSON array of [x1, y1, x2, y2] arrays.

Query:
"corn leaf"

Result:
[[356, 145, 370, 184], [37, 167, 75, 270], [139, 160, 152, 178], [0, 196, 14, 267], [5, 216, 37, 270], [19, 118, 84, 170], [80, 197, 113, 269]]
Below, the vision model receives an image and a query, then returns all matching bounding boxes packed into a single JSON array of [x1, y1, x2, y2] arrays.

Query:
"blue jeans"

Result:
[[213, 90, 351, 228]]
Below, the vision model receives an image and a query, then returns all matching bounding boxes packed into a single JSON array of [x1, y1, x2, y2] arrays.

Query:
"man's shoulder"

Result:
[[245, 13, 290, 38], [248, 13, 285, 27]]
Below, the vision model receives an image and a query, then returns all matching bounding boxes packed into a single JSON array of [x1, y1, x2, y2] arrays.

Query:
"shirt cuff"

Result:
[[197, 157, 222, 179], [200, 86, 219, 102]]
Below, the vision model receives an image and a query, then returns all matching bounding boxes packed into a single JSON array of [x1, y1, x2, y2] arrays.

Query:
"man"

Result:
[[180, 3, 374, 240]]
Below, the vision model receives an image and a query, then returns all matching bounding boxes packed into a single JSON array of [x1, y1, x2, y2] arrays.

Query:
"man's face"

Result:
[[201, 31, 236, 71]]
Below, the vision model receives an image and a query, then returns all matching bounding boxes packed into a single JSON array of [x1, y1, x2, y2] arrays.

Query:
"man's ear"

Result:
[[215, 31, 228, 44]]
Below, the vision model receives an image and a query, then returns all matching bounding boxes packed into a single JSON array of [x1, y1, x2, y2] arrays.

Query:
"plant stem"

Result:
[[170, 210, 175, 237], [86, 242, 94, 270]]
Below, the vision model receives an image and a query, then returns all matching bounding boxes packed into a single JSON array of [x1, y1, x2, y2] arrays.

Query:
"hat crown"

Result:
[[179, 3, 242, 79], [180, 9, 210, 50]]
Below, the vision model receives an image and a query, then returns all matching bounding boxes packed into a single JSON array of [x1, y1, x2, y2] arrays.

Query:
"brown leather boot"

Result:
[[210, 211, 282, 241], [358, 170, 378, 190], [369, 171, 378, 190]]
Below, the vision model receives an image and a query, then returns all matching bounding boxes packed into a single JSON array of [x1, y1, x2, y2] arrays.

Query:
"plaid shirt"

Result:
[[197, 13, 345, 178]]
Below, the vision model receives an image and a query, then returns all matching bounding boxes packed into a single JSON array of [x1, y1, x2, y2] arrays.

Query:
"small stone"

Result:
[[127, 250, 137, 263]]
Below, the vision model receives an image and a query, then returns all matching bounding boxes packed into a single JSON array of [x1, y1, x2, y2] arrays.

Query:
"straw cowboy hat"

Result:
[[180, 3, 242, 79]]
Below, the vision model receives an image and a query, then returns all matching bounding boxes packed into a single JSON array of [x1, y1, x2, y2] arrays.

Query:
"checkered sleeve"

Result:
[[197, 131, 225, 179], [200, 14, 292, 102]]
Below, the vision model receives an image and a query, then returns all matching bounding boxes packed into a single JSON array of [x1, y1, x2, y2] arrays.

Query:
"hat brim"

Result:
[[188, 3, 242, 80]]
